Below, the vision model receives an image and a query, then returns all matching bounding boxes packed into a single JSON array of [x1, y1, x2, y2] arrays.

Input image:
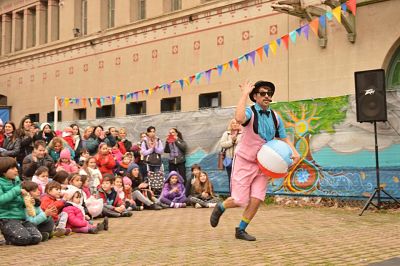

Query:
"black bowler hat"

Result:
[[249, 81, 275, 102]]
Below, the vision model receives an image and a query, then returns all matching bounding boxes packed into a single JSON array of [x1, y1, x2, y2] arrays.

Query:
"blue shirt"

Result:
[[245, 103, 287, 141]]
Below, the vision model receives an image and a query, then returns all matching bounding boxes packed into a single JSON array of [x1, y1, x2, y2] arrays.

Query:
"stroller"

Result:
[[147, 170, 165, 197]]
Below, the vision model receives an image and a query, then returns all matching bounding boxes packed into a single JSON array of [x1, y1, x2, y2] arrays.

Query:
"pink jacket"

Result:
[[63, 203, 88, 229], [56, 161, 79, 174]]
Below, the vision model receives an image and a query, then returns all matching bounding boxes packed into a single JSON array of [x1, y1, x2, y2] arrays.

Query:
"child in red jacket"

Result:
[[40, 181, 70, 236], [63, 187, 108, 234], [95, 143, 116, 175]]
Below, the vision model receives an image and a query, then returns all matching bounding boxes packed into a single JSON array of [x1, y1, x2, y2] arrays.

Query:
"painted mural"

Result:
[[60, 92, 400, 198]]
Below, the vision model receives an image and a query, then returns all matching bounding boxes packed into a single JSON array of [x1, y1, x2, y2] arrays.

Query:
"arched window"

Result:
[[387, 46, 400, 91]]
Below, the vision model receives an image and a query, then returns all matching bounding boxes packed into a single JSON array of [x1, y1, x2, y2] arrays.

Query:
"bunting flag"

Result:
[[57, 0, 357, 108], [332, 6, 342, 24], [256, 47, 264, 61], [310, 18, 319, 36], [281, 34, 289, 49], [269, 40, 277, 55], [347, 0, 356, 15]]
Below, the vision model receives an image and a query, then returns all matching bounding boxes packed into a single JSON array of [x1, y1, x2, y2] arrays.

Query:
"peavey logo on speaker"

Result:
[[364, 88, 375, 95]]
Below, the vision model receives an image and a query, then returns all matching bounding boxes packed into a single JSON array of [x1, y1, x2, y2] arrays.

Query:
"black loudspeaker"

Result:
[[354, 69, 387, 122]]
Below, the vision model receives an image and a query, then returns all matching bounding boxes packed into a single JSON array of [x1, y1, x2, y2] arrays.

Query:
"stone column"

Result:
[[1, 14, 12, 55], [36, 2, 47, 45], [48, 0, 59, 42], [12, 11, 23, 52]]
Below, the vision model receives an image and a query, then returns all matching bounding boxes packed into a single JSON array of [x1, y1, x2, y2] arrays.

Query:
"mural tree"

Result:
[[271, 96, 349, 194]]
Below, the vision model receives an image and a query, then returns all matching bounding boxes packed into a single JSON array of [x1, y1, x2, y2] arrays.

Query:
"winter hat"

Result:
[[40, 122, 51, 131], [123, 176, 132, 186], [62, 127, 73, 137], [127, 163, 139, 174], [60, 148, 71, 159], [63, 185, 81, 201]]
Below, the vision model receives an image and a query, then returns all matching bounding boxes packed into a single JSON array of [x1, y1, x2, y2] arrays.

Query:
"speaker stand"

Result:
[[359, 122, 400, 216]]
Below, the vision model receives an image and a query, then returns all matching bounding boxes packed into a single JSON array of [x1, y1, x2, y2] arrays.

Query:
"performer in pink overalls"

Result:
[[210, 80, 300, 241]]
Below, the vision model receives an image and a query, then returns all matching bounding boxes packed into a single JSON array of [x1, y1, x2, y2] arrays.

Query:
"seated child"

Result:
[[80, 156, 102, 196], [111, 144, 123, 165], [188, 171, 219, 208], [159, 171, 187, 208], [32, 166, 50, 194], [115, 153, 132, 177], [0, 157, 42, 246], [127, 163, 162, 210], [113, 175, 125, 201], [186, 164, 201, 197], [52, 170, 69, 190], [56, 149, 79, 174], [122, 176, 143, 211], [79, 148, 90, 166], [95, 143, 116, 175], [63, 187, 108, 234], [98, 174, 133, 218], [22, 181, 58, 241], [40, 181, 70, 236]]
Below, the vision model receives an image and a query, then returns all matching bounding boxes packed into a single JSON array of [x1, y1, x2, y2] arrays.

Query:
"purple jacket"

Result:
[[140, 137, 164, 156], [160, 171, 187, 203]]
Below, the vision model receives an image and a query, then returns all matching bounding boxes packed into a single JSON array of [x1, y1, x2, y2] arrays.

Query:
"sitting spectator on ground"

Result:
[[22, 140, 56, 180], [117, 127, 132, 154], [85, 126, 106, 156], [159, 171, 187, 208], [31, 166, 50, 194], [186, 164, 202, 197], [55, 149, 79, 174], [115, 152, 132, 177], [0, 122, 21, 159], [79, 156, 102, 195], [95, 143, 116, 175], [62, 127, 75, 152], [0, 157, 42, 246], [0, 119, 4, 147], [52, 170, 69, 190], [78, 148, 90, 166], [16, 117, 34, 166], [188, 171, 219, 208], [122, 177, 143, 211], [97, 174, 133, 218], [47, 137, 75, 163], [33, 122, 55, 146], [22, 181, 59, 241]]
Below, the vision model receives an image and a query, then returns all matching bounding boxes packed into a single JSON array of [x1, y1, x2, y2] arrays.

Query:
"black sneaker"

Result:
[[88, 227, 99, 234], [121, 211, 133, 217], [210, 203, 224, 228], [235, 227, 256, 241], [96, 222, 105, 232], [149, 203, 163, 210], [103, 217, 109, 231], [41, 232, 50, 242]]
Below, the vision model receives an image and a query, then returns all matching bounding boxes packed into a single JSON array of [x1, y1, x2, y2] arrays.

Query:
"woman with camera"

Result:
[[164, 128, 187, 185]]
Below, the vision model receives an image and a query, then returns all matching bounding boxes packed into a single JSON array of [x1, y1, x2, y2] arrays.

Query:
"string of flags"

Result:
[[57, 0, 356, 108]]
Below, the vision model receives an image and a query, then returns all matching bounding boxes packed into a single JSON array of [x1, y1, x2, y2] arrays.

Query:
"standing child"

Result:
[[189, 171, 219, 208], [22, 181, 58, 241], [0, 157, 42, 246], [159, 171, 187, 208], [32, 166, 50, 194], [98, 174, 133, 217], [56, 149, 79, 174], [80, 156, 102, 195], [63, 188, 108, 234]]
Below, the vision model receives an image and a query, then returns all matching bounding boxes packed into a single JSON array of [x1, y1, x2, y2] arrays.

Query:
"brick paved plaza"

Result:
[[1, 205, 399, 265]]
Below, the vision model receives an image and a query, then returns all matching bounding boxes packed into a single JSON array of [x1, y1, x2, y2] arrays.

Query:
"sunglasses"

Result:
[[257, 91, 273, 97]]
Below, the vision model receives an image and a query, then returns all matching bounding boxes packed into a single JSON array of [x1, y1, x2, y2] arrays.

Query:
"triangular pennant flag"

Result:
[[233, 58, 239, 71], [269, 40, 277, 55], [189, 75, 195, 84], [310, 18, 319, 36], [341, 3, 347, 12], [296, 27, 302, 36], [217, 65, 223, 76], [326, 11, 333, 21], [244, 53, 249, 62], [302, 24, 310, 39], [112, 96, 116, 104], [96, 98, 101, 107], [223, 63, 229, 70], [64, 98, 69, 107], [205, 69, 212, 83], [166, 84, 171, 94], [115, 95, 120, 104], [179, 79, 184, 89], [238, 56, 245, 64], [126, 93, 131, 100], [276, 38, 281, 46], [229, 61, 233, 69], [256, 47, 263, 61], [184, 77, 190, 87], [134, 92, 139, 100], [144, 89, 149, 95], [289, 31, 297, 44], [57, 98, 62, 108], [100, 97, 105, 106], [88, 98, 92, 107], [123, 94, 126, 101], [332, 6, 342, 24], [195, 72, 203, 84], [346, 0, 356, 15], [82, 98, 87, 108], [281, 34, 289, 49], [75, 98, 79, 105], [319, 15, 326, 28], [149, 88, 153, 96], [248, 51, 256, 65], [263, 44, 269, 57]]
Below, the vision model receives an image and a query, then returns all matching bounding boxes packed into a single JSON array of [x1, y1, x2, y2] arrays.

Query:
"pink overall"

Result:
[[231, 113, 270, 207]]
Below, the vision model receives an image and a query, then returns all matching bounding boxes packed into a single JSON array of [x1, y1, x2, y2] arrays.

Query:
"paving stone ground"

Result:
[[0, 205, 399, 266]]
